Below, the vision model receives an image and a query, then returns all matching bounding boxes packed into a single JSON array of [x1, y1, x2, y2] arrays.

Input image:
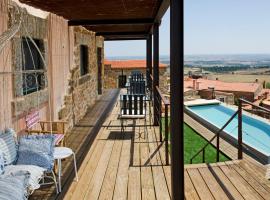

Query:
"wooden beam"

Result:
[[96, 31, 148, 36], [153, 23, 159, 126], [105, 38, 147, 41], [68, 18, 154, 26], [146, 34, 152, 90], [155, 0, 170, 23], [170, 0, 184, 199]]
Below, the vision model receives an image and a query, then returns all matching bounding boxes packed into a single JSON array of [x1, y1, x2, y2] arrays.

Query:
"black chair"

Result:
[[119, 94, 147, 137], [128, 81, 146, 95]]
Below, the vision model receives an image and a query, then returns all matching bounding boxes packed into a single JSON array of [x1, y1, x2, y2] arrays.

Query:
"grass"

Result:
[[184, 124, 229, 164], [161, 119, 230, 164]]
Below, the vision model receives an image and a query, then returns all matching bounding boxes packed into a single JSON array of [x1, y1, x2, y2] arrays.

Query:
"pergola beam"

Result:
[[155, 0, 170, 22], [68, 18, 154, 26], [96, 31, 149, 36], [105, 37, 147, 41]]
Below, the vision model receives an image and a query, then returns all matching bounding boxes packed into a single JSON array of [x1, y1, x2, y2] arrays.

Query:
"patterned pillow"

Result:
[[16, 135, 55, 171], [0, 150, 4, 174], [0, 171, 30, 200], [0, 129, 17, 165]]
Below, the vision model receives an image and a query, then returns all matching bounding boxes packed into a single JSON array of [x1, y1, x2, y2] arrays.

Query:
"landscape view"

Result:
[[1, 0, 270, 200]]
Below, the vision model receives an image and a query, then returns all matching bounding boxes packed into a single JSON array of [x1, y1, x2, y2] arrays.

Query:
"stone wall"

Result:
[[58, 27, 104, 129], [104, 64, 168, 92], [0, 3, 104, 132], [199, 90, 234, 104], [9, 5, 49, 127]]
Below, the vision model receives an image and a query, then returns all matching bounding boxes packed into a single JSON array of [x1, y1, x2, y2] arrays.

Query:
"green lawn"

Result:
[[161, 119, 230, 164], [184, 124, 229, 164]]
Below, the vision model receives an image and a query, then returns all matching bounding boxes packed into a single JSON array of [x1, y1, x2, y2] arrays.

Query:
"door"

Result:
[[97, 47, 102, 94]]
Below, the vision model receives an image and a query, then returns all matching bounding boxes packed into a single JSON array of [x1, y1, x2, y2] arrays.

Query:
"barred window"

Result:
[[21, 37, 45, 95]]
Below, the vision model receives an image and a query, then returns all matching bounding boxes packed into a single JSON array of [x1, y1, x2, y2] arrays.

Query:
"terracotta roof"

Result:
[[104, 60, 167, 69], [184, 78, 261, 93]]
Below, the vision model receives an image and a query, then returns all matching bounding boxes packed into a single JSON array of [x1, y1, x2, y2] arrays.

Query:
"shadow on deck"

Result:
[[30, 89, 270, 200]]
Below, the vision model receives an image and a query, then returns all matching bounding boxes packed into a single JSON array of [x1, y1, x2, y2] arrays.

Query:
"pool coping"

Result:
[[184, 105, 270, 164]]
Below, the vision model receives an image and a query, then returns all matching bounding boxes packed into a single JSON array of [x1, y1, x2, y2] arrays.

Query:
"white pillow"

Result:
[[3, 165, 46, 190]]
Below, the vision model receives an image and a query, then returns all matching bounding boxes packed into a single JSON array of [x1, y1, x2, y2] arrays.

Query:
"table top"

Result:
[[54, 147, 73, 159]]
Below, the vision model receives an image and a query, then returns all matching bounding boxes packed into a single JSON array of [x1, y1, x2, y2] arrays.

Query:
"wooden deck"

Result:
[[31, 91, 270, 199]]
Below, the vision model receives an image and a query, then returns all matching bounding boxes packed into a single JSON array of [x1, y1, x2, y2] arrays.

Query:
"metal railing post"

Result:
[[216, 132, 220, 162], [159, 96, 162, 142], [238, 100, 243, 159], [202, 148, 205, 163], [165, 104, 169, 165]]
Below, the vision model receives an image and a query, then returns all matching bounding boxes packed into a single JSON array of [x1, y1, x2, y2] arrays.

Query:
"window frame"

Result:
[[80, 45, 89, 76], [21, 37, 45, 96]]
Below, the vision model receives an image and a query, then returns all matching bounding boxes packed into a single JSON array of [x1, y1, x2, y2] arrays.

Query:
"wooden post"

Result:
[[170, 0, 184, 199], [159, 95, 162, 142], [238, 99, 243, 159], [146, 35, 152, 91], [153, 23, 159, 126]]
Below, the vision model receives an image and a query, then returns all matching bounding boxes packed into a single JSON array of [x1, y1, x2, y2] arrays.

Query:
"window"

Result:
[[21, 37, 45, 95], [219, 97, 225, 102], [80, 45, 89, 76]]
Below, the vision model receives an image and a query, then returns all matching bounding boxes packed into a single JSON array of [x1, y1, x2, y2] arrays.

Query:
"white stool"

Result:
[[54, 147, 78, 192]]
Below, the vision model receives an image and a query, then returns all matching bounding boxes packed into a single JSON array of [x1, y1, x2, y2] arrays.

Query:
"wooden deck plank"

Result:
[[67, 127, 111, 200], [98, 130, 124, 199], [151, 125, 172, 198], [139, 126, 156, 200], [219, 164, 264, 200], [113, 130, 132, 200], [34, 89, 270, 200], [65, 105, 118, 200], [187, 168, 215, 200], [147, 125, 171, 200], [228, 161, 270, 197], [83, 128, 117, 199], [199, 166, 230, 199], [210, 166, 245, 200], [184, 171, 200, 200], [128, 124, 142, 200]]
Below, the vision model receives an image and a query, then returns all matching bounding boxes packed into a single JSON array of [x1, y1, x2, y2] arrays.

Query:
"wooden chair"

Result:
[[119, 94, 147, 137], [25, 111, 67, 146]]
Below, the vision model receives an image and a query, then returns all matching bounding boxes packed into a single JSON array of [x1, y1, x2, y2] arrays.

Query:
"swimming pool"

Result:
[[185, 102, 270, 164]]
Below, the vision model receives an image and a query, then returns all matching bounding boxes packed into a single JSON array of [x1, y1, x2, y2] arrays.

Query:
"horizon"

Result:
[[105, 0, 270, 57]]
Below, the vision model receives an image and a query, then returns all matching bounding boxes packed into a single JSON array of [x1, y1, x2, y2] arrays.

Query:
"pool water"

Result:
[[187, 104, 270, 155]]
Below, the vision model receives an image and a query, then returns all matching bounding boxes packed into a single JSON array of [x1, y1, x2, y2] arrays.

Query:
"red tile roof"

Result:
[[104, 60, 167, 69], [184, 78, 261, 93]]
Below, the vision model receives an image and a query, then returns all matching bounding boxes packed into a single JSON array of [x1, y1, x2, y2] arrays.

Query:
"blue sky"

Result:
[[105, 0, 270, 57]]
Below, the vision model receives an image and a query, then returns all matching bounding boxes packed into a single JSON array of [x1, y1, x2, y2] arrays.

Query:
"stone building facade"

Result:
[[104, 60, 168, 93], [58, 27, 104, 127], [0, 1, 104, 132]]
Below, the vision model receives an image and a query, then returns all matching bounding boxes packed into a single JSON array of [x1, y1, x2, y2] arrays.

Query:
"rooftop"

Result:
[[104, 59, 167, 69], [184, 78, 261, 93]]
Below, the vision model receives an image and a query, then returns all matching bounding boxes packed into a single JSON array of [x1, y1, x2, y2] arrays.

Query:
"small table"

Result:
[[54, 147, 78, 192]]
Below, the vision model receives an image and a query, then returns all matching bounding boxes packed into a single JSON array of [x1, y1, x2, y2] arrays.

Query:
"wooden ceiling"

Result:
[[19, 0, 169, 40]]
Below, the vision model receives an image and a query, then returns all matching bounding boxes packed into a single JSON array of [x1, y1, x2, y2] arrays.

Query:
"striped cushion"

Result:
[[0, 171, 29, 200], [0, 129, 17, 166], [54, 134, 64, 146], [0, 150, 4, 174], [25, 111, 40, 129]]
